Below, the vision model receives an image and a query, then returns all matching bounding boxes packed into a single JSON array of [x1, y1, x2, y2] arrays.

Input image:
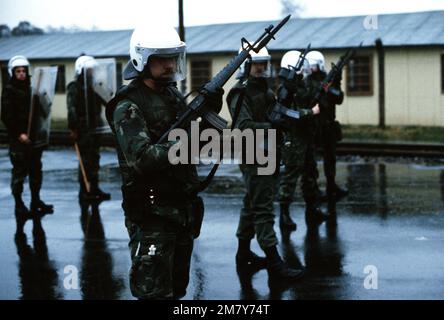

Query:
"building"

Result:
[[1, 10, 444, 126]]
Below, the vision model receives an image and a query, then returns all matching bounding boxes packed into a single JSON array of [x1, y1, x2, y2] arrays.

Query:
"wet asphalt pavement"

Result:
[[1, 147, 444, 300]]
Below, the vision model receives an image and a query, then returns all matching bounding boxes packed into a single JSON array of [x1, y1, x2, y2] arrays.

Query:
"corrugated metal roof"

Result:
[[1, 10, 443, 61]]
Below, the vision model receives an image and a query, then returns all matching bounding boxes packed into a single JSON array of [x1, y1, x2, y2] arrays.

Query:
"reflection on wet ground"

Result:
[[1, 148, 444, 300]]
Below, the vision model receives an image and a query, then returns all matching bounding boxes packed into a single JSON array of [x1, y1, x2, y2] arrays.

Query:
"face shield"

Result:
[[307, 58, 325, 73], [250, 57, 271, 78], [136, 45, 186, 82]]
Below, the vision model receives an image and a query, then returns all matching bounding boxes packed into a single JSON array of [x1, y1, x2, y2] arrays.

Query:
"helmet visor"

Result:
[[137, 44, 187, 82], [250, 60, 271, 78]]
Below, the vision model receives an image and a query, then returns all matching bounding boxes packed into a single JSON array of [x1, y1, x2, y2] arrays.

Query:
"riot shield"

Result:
[[83, 58, 115, 134], [30, 66, 58, 148], [92, 58, 117, 103]]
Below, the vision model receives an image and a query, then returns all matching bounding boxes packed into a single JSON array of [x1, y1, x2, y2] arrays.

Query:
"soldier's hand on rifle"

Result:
[[312, 104, 320, 115], [203, 87, 224, 114], [70, 130, 79, 141], [18, 133, 31, 144]]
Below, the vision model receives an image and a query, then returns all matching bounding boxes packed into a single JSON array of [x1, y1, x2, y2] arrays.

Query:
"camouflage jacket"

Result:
[[226, 78, 278, 172], [227, 78, 275, 131], [106, 79, 200, 221]]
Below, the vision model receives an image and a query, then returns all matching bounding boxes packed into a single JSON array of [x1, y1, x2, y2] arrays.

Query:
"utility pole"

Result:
[[178, 0, 187, 95], [375, 38, 385, 129]]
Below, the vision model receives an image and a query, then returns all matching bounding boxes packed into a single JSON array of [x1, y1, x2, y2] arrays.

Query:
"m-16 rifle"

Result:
[[268, 43, 312, 124], [309, 43, 362, 108], [157, 14, 292, 144], [196, 16, 291, 192]]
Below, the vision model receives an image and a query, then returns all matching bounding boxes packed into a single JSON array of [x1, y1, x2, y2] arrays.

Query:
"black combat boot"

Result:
[[30, 198, 54, 215], [279, 203, 297, 231], [305, 201, 329, 228], [264, 246, 304, 281], [235, 239, 267, 269], [90, 181, 111, 201]]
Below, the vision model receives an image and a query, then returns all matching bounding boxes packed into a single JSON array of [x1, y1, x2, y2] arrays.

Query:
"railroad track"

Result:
[[1, 130, 443, 158]]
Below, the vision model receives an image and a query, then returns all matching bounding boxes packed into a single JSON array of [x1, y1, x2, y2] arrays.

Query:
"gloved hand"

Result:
[[203, 87, 224, 114]]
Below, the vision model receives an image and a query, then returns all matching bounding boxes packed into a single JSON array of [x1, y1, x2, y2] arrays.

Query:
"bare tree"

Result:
[[280, 0, 304, 17]]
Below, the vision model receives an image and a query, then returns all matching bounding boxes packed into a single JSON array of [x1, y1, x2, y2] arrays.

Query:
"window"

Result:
[[52, 64, 66, 94], [191, 60, 211, 91], [441, 55, 444, 94], [116, 62, 123, 88], [346, 55, 373, 96]]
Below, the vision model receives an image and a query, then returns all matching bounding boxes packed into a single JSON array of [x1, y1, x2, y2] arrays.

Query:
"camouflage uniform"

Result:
[[67, 77, 105, 194], [1, 77, 46, 204], [310, 71, 344, 193], [227, 78, 279, 251], [278, 77, 320, 207], [106, 79, 204, 299]]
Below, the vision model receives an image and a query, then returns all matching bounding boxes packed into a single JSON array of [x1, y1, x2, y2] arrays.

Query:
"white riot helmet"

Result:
[[237, 44, 271, 79], [279, 50, 311, 78], [74, 55, 97, 77], [8, 55, 30, 77], [306, 50, 325, 72], [123, 24, 186, 81]]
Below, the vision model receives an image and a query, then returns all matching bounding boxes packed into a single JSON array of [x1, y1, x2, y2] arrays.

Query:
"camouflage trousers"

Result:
[[8, 141, 44, 199], [125, 213, 194, 300], [237, 166, 279, 250], [278, 133, 319, 204], [76, 134, 100, 191]]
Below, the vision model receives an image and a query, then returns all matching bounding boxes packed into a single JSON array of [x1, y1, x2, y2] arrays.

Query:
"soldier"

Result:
[[227, 46, 304, 281], [67, 55, 111, 201], [106, 24, 223, 299], [1, 55, 54, 232], [278, 50, 329, 231], [306, 51, 348, 203]]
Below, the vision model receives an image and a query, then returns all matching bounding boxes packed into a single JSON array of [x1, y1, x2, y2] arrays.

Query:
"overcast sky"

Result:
[[1, 0, 443, 30]]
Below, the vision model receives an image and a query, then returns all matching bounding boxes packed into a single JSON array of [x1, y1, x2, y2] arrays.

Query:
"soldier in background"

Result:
[[306, 51, 348, 203], [277, 50, 328, 231], [227, 46, 304, 281], [1, 55, 54, 233], [67, 55, 111, 201]]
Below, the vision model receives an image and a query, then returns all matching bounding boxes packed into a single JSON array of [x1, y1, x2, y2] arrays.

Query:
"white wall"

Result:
[[385, 47, 444, 126]]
